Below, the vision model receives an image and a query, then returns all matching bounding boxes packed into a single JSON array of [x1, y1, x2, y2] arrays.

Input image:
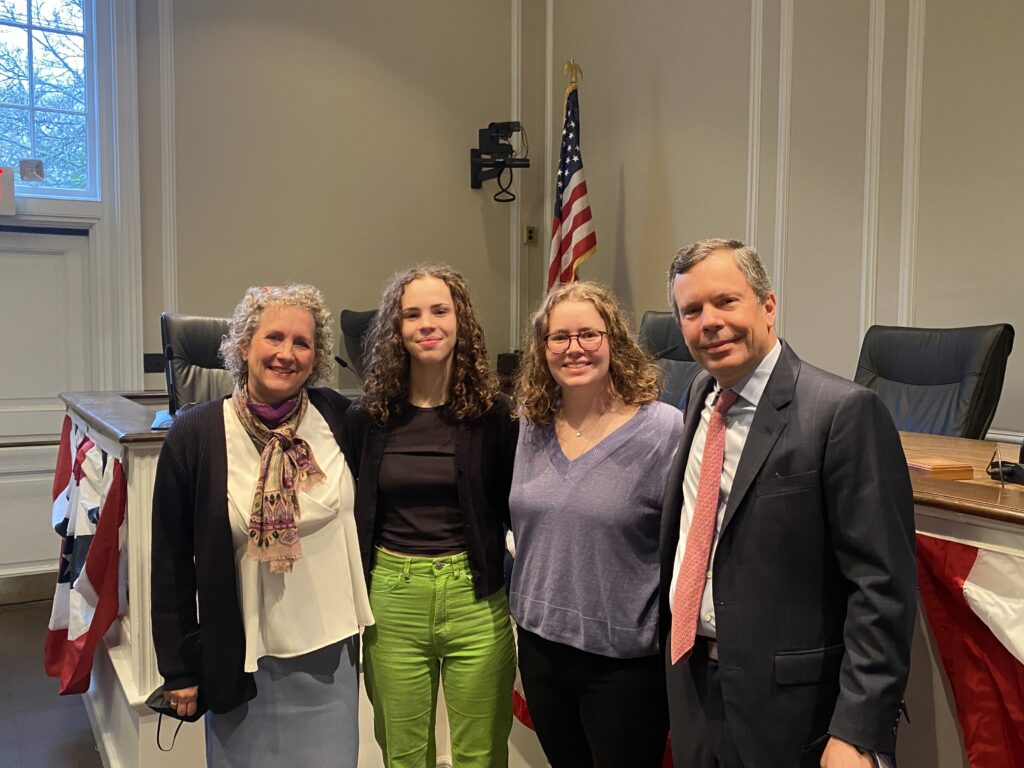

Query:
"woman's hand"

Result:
[[164, 685, 199, 718]]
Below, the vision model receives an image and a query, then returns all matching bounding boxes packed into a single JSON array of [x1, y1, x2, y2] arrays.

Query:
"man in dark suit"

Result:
[[660, 238, 916, 768]]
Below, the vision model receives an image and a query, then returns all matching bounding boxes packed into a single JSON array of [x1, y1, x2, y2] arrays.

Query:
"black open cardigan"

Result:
[[149, 388, 350, 713], [341, 396, 518, 600]]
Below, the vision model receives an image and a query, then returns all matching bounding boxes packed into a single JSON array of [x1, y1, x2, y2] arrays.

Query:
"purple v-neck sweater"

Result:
[[509, 401, 685, 658]]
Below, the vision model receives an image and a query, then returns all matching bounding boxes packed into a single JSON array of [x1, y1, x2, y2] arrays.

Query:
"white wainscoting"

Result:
[[0, 443, 60, 577], [0, 231, 92, 441], [0, 230, 94, 578]]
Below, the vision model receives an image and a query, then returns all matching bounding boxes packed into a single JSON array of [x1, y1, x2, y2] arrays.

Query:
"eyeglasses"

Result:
[[544, 330, 608, 353]]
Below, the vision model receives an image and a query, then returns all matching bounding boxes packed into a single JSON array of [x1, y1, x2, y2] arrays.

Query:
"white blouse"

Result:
[[223, 401, 373, 673]]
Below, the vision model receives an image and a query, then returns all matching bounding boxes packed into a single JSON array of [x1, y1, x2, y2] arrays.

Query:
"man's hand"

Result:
[[821, 737, 873, 768], [164, 685, 199, 719]]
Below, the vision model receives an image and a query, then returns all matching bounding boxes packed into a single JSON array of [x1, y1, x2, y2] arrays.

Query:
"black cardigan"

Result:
[[149, 388, 351, 713], [342, 396, 518, 600]]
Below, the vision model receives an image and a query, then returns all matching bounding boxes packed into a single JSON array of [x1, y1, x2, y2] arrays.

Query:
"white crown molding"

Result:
[[542, 0, 554, 296], [898, 0, 925, 326], [509, 0, 522, 350], [772, 0, 793, 336], [860, 0, 885, 338], [745, 0, 763, 248], [159, 0, 178, 314]]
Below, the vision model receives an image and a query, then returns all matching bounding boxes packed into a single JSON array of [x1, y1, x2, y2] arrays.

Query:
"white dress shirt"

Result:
[[669, 340, 782, 638]]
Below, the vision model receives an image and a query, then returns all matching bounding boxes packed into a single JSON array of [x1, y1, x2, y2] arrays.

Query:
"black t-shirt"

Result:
[[377, 405, 466, 555]]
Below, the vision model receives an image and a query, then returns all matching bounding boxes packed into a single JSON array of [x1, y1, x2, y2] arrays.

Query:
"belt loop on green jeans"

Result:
[[402, 558, 411, 581]]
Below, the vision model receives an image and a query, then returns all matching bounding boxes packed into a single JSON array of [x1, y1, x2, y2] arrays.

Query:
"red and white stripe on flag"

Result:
[[547, 82, 596, 290], [44, 421, 128, 696], [917, 533, 1024, 767]]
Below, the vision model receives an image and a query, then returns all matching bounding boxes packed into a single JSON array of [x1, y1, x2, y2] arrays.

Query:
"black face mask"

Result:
[[987, 460, 1024, 485], [145, 687, 208, 751]]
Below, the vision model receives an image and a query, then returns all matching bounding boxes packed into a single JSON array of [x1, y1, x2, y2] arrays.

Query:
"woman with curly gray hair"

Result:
[[343, 265, 518, 767], [151, 284, 372, 768]]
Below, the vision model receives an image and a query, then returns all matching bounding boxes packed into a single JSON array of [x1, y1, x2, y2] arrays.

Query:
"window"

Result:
[[0, 0, 97, 200]]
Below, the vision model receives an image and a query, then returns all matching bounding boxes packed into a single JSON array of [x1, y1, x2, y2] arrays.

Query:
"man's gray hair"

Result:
[[667, 238, 773, 317]]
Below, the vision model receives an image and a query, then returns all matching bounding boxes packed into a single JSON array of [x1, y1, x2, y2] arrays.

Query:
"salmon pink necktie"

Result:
[[671, 388, 738, 664]]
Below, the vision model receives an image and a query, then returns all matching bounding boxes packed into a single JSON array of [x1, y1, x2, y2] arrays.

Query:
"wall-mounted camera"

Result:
[[470, 121, 530, 202]]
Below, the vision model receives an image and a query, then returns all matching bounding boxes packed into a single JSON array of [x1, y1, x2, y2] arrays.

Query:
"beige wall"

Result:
[[139, 0, 523, 390], [138, 0, 1024, 428], [548, 0, 1023, 434], [913, 0, 1024, 435]]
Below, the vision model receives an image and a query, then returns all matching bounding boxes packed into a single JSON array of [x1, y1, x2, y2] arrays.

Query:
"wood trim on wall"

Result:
[[159, 0, 178, 314], [860, 0, 885, 338], [745, 0, 763, 248], [509, 0, 522, 349], [898, 0, 925, 326], [772, 0, 793, 336], [106, 0, 143, 390], [542, 0, 554, 296]]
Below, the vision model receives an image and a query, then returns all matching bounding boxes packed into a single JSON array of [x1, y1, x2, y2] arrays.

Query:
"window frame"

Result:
[[0, 0, 100, 200]]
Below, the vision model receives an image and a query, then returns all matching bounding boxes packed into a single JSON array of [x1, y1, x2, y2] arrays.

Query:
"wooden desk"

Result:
[[900, 431, 1024, 556], [897, 432, 1024, 768], [901, 432, 1024, 524]]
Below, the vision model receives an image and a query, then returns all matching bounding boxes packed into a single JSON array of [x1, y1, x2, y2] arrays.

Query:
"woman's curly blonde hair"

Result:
[[359, 265, 497, 423], [515, 281, 660, 424], [219, 284, 335, 389]]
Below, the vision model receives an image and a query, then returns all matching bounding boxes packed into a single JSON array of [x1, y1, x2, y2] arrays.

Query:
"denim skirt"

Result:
[[205, 635, 360, 768]]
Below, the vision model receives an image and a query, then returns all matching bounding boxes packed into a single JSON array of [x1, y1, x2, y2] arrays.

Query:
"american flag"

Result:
[[547, 83, 596, 289]]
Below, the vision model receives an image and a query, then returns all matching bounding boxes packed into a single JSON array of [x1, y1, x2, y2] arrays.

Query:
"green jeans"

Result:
[[363, 548, 516, 768]]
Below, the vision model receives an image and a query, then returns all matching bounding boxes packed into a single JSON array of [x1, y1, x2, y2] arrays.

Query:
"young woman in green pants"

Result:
[[343, 264, 517, 767]]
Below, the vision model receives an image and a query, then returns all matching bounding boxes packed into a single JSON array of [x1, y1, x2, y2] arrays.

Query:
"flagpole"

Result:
[[547, 58, 596, 290]]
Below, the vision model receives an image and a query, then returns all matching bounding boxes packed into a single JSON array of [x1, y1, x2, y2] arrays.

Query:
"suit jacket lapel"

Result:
[[681, 373, 714, 456], [720, 342, 799, 534]]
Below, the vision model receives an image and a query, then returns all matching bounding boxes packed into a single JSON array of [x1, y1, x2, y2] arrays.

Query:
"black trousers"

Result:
[[665, 638, 744, 768], [665, 639, 828, 768], [516, 628, 668, 768]]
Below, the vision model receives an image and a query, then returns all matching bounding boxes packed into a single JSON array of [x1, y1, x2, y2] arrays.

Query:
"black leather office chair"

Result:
[[854, 324, 1015, 439], [160, 312, 235, 414], [339, 309, 378, 378], [638, 310, 701, 411]]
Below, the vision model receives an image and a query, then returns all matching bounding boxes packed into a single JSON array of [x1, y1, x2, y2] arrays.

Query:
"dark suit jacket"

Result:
[[658, 342, 916, 768]]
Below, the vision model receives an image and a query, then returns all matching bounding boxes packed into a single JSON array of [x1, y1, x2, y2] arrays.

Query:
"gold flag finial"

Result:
[[564, 58, 582, 85]]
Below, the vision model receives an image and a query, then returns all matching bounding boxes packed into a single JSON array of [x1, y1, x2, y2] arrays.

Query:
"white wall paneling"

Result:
[[509, 0, 523, 347], [0, 444, 60, 577], [159, 0, 178, 314], [542, 0, 554, 297], [772, 0, 794, 337], [859, 0, 885, 338], [0, 233, 91, 440], [745, 0, 764, 248], [898, 0, 925, 327]]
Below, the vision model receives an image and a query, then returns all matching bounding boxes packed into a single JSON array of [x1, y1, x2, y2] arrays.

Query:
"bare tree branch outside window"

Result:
[[0, 0, 91, 195]]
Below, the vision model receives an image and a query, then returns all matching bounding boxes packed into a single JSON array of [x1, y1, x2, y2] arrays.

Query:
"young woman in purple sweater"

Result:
[[510, 281, 684, 768]]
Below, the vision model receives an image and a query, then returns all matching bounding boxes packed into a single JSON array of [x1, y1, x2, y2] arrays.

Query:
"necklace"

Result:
[[560, 408, 610, 441]]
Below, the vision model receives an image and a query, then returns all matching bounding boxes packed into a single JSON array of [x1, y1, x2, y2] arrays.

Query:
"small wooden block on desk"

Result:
[[907, 457, 975, 480]]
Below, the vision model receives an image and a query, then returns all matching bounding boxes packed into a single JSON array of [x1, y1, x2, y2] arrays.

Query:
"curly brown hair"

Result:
[[515, 281, 660, 425], [359, 265, 498, 423]]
